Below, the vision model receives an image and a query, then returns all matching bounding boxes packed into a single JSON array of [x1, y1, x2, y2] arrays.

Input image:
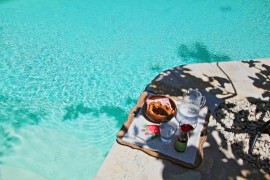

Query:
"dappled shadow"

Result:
[[150, 64, 163, 73], [160, 119, 267, 179], [0, 94, 46, 159], [116, 99, 210, 169], [202, 124, 266, 179], [146, 43, 234, 109], [141, 48, 270, 178], [145, 64, 236, 111], [244, 61, 270, 101], [63, 103, 92, 120], [125, 97, 137, 107], [100, 106, 127, 128], [244, 61, 270, 136], [0, 94, 46, 128], [212, 100, 270, 173], [0, 127, 21, 159], [63, 102, 130, 128], [178, 42, 231, 64]]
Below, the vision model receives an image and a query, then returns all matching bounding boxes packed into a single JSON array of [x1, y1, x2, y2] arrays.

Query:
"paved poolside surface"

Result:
[[95, 58, 270, 180]]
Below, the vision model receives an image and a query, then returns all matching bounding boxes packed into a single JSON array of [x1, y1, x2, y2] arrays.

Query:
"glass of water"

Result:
[[160, 123, 176, 144]]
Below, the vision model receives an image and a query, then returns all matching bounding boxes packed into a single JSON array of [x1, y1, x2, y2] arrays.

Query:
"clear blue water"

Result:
[[0, 0, 269, 179]]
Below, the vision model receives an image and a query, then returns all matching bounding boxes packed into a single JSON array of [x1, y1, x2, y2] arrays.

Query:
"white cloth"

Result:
[[122, 101, 208, 165]]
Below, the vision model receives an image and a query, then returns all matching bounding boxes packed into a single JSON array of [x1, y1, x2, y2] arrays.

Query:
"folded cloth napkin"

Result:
[[132, 124, 160, 142]]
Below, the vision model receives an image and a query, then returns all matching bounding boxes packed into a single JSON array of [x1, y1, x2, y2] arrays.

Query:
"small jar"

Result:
[[174, 129, 189, 152]]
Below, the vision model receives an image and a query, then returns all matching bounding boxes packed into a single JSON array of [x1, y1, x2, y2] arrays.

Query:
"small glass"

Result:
[[159, 123, 176, 144]]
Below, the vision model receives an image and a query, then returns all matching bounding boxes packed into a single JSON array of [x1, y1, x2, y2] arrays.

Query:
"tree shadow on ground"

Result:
[[212, 100, 270, 174], [146, 43, 234, 108], [140, 44, 270, 179], [244, 61, 270, 101], [145, 65, 235, 111]]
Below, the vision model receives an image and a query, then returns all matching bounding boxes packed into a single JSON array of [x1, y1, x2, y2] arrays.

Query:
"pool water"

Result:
[[0, 0, 269, 179]]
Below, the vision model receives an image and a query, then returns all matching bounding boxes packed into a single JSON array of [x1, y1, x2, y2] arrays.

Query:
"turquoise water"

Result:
[[0, 0, 270, 179]]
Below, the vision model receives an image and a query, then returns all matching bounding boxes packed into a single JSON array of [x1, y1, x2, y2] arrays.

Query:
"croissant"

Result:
[[148, 101, 173, 117]]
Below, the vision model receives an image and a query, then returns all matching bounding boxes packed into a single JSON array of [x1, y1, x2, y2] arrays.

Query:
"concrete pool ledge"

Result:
[[95, 58, 270, 180]]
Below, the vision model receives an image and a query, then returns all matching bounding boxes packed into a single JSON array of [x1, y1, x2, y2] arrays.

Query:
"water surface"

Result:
[[0, 0, 270, 178]]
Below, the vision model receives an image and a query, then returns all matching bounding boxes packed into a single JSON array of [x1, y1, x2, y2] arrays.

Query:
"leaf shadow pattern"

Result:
[[0, 126, 21, 160], [145, 65, 236, 111], [62, 101, 134, 129], [146, 43, 235, 111], [100, 106, 128, 128], [212, 100, 270, 173], [0, 94, 46, 160], [142, 43, 270, 179], [178, 42, 231, 64], [244, 61, 270, 140], [244, 61, 270, 101], [0, 94, 45, 128], [63, 104, 92, 121]]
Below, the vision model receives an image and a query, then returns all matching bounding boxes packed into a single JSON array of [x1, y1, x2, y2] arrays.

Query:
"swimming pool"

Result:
[[0, 0, 269, 179]]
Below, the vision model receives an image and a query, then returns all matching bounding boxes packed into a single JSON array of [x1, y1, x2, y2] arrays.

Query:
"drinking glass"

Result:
[[159, 123, 176, 144]]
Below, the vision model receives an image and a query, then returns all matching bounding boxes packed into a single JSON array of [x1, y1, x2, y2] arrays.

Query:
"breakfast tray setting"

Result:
[[117, 95, 209, 168]]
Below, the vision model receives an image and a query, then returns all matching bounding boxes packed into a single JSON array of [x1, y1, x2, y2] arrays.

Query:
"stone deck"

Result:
[[95, 58, 270, 180]]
